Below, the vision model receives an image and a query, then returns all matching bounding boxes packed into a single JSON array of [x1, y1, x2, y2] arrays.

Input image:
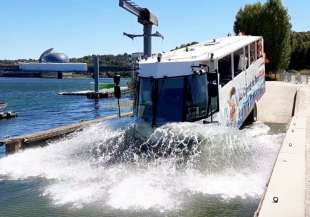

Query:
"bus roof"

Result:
[[138, 35, 262, 78], [140, 35, 261, 64]]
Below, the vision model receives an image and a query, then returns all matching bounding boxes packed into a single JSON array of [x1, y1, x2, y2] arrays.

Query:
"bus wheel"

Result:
[[243, 103, 257, 126], [254, 103, 257, 121]]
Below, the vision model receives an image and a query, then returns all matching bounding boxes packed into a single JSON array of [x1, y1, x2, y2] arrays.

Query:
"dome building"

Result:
[[39, 48, 70, 63], [19, 48, 87, 77]]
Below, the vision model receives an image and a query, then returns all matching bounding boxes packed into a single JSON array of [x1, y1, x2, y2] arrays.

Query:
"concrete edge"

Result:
[[0, 112, 133, 153], [253, 119, 292, 217]]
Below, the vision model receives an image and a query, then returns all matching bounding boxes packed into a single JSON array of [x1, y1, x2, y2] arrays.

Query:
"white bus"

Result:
[[135, 35, 265, 137]]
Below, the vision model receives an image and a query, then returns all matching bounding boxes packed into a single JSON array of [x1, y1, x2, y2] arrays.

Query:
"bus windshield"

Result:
[[157, 77, 184, 125], [137, 77, 185, 125], [137, 74, 212, 127], [137, 78, 153, 123]]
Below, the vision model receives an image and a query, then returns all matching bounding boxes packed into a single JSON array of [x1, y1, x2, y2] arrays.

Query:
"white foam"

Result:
[[0, 121, 284, 210]]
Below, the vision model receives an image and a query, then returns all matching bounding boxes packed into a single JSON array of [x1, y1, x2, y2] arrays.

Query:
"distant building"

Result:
[[39, 48, 70, 63], [19, 48, 87, 73]]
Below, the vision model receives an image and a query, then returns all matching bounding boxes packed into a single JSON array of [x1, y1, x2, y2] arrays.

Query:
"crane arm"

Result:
[[119, 0, 143, 17], [119, 0, 158, 26]]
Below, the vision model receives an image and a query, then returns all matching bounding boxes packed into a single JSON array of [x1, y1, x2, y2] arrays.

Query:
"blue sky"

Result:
[[0, 0, 309, 59]]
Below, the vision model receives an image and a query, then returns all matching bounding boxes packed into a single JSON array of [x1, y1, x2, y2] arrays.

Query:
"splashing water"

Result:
[[0, 120, 283, 211]]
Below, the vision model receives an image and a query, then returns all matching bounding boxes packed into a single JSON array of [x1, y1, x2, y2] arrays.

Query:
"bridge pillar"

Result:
[[57, 72, 63, 79]]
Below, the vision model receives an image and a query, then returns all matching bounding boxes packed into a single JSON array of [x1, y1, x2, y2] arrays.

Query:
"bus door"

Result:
[[207, 71, 219, 121]]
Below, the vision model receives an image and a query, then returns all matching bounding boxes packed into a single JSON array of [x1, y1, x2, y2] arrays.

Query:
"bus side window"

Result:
[[245, 45, 250, 69], [257, 40, 263, 58], [250, 42, 256, 64], [233, 48, 245, 77], [207, 73, 219, 115], [218, 54, 232, 86]]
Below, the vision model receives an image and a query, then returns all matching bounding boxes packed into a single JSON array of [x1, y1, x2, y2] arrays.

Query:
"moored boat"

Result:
[[0, 101, 7, 111]]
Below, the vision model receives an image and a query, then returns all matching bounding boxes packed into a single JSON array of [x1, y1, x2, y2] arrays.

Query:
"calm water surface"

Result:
[[0, 77, 130, 140]]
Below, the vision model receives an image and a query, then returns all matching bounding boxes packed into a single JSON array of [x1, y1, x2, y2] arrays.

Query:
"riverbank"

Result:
[[0, 71, 131, 79]]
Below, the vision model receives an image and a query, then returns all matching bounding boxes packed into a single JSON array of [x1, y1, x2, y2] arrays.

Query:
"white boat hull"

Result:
[[0, 103, 7, 111]]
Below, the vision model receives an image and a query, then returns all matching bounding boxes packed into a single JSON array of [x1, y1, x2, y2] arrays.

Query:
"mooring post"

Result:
[[113, 74, 121, 118], [94, 56, 100, 94]]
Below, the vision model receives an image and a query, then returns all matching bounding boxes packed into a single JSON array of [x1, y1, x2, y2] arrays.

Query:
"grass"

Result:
[[99, 83, 114, 89]]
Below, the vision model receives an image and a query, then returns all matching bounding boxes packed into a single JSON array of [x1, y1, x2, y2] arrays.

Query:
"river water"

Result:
[[0, 77, 131, 140], [0, 78, 285, 217]]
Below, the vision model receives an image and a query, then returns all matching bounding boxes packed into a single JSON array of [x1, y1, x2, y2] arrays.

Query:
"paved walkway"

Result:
[[257, 81, 298, 124]]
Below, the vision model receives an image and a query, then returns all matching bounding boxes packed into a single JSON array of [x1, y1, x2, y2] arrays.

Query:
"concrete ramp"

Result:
[[257, 81, 298, 124], [295, 86, 310, 118], [256, 84, 310, 217], [297, 86, 310, 217], [255, 116, 306, 217]]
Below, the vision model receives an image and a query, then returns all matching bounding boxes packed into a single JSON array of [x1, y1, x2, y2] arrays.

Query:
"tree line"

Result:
[[0, 53, 131, 68], [70, 53, 131, 67], [290, 31, 310, 70], [170, 42, 199, 51]]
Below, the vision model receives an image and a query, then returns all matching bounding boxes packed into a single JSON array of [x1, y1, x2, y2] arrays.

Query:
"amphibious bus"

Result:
[[134, 35, 265, 137]]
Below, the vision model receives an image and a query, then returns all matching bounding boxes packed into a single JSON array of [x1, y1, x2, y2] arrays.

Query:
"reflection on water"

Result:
[[93, 99, 100, 118], [0, 119, 285, 217]]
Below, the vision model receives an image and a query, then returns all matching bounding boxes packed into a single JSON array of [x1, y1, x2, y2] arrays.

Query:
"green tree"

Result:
[[170, 41, 199, 51], [234, 0, 292, 73], [234, 3, 263, 35], [289, 31, 310, 70]]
